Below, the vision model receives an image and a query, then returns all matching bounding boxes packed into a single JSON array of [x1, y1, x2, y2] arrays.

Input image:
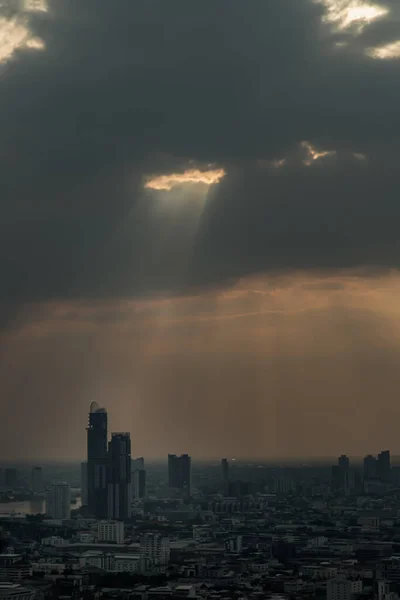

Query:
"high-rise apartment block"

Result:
[[81, 461, 88, 506], [85, 403, 139, 521], [132, 469, 146, 501], [327, 577, 362, 600], [31, 467, 43, 494], [275, 475, 296, 495], [87, 402, 108, 518], [221, 458, 229, 482], [377, 450, 391, 483], [338, 455, 350, 470], [168, 454, 191, 499], [107, 433, 132, 520], [332, 455, 354, 495], [47, 482, 71, 520], [132, 457, 145, 470], [140, 533, 170, 566], [363, 455, 377, 481], [131, 457, 146, 501], [5, 468, 17, 489]]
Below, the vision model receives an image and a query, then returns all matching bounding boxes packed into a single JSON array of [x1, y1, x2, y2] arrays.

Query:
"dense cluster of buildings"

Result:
[[2, 409, 400, 599], [80, 403, 191, 521], [331, 452, 393, 497]]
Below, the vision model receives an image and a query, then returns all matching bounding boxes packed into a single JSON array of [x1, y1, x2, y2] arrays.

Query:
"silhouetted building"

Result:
[[168, 454, 191, 498], [87, 402, 108, 518], [132, 457, 145, 470], [338, 455, 350, 470], [47, 482, 71, 519], [332, 454, 353, 495], [132, 469, 146, 500], [229, 480, 254, 496], [363, 454, 377, 480], [5, 468, 17, 489], [179, 454, 191, 498], [107, 432, 131, 520], [31, 467, 43, 493], [131, 457, 146, 501], [274, 475, 295, 495], [392, 466, 400, 486], [221, 458, 229, 481], [168, 454, 180, 488], [81, 461, 88, 506], [377, 450, 391, 483], [331, 465, 342, 491]]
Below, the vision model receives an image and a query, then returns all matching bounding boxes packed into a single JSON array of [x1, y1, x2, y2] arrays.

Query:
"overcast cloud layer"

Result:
[[1, 0, 400, 308], [1, 0, 400, 458]]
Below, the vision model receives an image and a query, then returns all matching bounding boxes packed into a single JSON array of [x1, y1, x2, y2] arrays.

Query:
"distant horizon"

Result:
[[1, 454, 400, 467]]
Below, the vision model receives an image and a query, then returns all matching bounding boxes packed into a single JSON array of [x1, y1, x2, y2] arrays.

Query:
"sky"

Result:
[[1, 0, 400, 461]]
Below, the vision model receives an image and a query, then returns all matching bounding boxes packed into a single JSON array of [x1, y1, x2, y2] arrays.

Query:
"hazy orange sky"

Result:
[[2, 269, 400, 459], [1, 0, 400, 459]]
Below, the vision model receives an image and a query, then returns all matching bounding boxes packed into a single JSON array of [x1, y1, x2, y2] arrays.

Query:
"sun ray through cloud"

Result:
[[144, 168, 226, 191], [301, 141, 336, 166], [0, 15, 45, 64], [366, 40, 400, 60], [315, 0, 389, 33]]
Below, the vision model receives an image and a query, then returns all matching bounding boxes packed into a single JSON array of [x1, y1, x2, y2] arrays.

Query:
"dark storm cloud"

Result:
[[1, 0, 400, 323]]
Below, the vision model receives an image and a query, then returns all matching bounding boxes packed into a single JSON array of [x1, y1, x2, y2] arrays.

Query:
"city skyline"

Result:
[[2, 0, 400, 460], [2, 1, 400, 595]]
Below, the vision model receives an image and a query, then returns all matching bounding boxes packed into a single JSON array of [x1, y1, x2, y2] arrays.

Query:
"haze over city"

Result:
[[2, 0, 400, 461]]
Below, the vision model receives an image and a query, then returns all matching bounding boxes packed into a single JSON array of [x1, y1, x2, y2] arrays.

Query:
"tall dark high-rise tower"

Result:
[[377, 450, 391, 483], [168, 454, 191, 499], [338, 455, 350, 470], [87, 402, 108, 518], [168, 454, 180, 488], [107, 433, 132, 520], [180, 454, 191, 498], [221, 458, 229, 482], [221, 458, 229, 495], [332, 454, 353, 495], [363, 454, 377, 481]]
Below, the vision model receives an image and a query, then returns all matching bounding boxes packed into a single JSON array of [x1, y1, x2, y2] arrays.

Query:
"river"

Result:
[[0, 496, 81, 516]]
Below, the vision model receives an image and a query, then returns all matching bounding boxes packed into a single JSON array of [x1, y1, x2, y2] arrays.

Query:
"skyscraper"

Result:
[[31, 467, 43, 494], [47, 482, 71, 519], [132, 457, 145, 470], [221, 458, 229, 482], [332, 454, 353, 495], [377, 450, 391, 483], [87, 402, 108, 518], [81, 461, 88, 506], [5, 468, 17, 489], [221, 458, 229, 495], [180, 454, 191, 498], [107, 433, 132, 520], [363, 454, 377, 481], [338, 455, 350, 470], [168, 454, 180, 488], [131, 457, 146, 500], [132, 468, 146, 500], [168, 454, 191, 499]]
